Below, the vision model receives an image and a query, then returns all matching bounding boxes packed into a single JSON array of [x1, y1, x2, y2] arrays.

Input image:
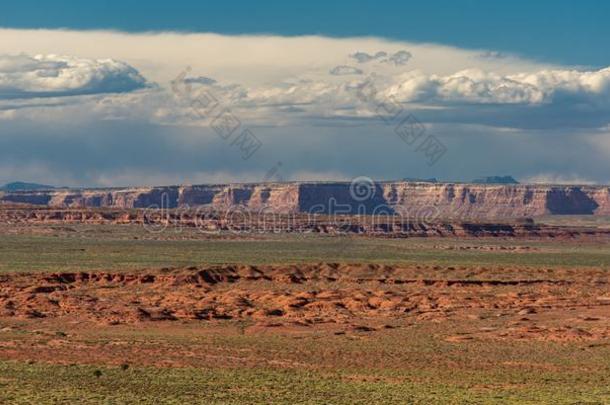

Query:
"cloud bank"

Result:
[[0, 29, 608, 186], [385, 67, 610, 105], [0, 54, 148, 99]]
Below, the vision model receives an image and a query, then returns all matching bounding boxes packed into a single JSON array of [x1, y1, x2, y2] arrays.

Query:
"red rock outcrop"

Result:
[[2, 182, 609, 219]]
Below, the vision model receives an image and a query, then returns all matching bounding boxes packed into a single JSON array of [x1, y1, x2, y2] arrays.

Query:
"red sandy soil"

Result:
[[1, 263, 609, 369], [1, 263, 608, 343]]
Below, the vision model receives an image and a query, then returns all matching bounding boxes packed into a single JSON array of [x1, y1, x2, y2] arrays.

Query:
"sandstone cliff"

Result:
[[1, 182, 609, 219]]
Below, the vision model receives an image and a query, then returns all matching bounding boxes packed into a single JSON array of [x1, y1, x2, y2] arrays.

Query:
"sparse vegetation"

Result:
[[1, 224, 610, 273], [1, 221, 609, 403]]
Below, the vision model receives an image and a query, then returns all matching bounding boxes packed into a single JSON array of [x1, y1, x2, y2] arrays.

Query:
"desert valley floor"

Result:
[[0, 211, 609, 403]]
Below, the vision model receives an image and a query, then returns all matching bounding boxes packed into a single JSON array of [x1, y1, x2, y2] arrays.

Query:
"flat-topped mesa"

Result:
[[1, 182, 609, 218]]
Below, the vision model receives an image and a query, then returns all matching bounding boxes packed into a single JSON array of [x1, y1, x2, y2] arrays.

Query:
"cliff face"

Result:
[[1, 182, 610, 218], [376, 183, 609, 218]]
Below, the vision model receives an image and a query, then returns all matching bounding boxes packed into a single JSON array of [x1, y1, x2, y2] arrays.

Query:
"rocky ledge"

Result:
[[1, 182, 609, 219]]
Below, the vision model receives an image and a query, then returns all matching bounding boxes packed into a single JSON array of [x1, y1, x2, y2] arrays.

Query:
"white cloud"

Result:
[[0, 28, 552, 84], [385, 67, 610, 105], [1, 32, 608, 133], [0, 54, 148, 99], [0, 28, 609, 186], [157, 64, 610, 130]]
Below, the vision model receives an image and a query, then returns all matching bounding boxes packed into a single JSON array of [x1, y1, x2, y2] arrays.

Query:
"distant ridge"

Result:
[[1, 181, 609, 218], [471, 176, 519, 184], [402, 177, 438, 183], [1, 182, 56, 192]]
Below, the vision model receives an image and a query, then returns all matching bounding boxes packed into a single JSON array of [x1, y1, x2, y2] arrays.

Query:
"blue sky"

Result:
[[2, 0, 609, 67], [1, 1, 610, 186]]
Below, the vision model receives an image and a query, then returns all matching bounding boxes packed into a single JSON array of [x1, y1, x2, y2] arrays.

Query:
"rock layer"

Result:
[[2, 182, 610, 218]]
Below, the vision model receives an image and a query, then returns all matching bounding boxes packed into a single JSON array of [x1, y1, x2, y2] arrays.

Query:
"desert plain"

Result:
[[0, 207, 608, 404]]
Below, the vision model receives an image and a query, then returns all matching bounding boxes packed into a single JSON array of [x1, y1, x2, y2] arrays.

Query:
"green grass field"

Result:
[[1, 360, 608, 404], [1, 224, 610, 273], [1, 322, 609, 404]]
